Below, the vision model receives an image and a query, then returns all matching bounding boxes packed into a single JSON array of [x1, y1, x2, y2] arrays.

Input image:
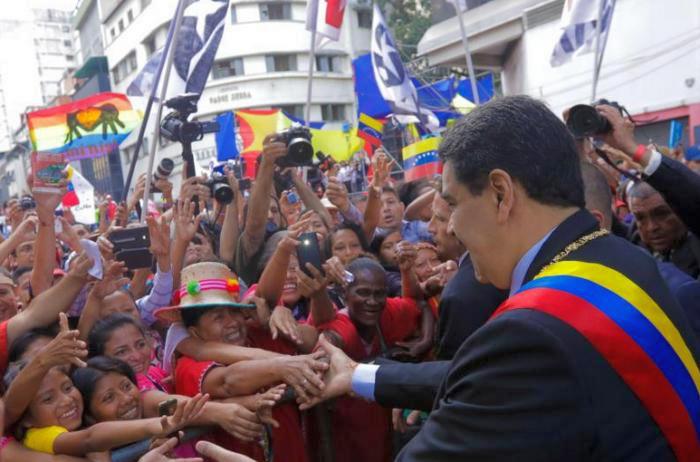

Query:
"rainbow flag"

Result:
[[492, 260, 700, 462], [402, 137, 442, 182], [27, 92, 141, 162], [357, 113, 384, 148]]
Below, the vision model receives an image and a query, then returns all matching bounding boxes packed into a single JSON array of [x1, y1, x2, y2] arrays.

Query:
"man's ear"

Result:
[[187, 325, 202, 340], [589, 209, 605, 228], [488, 169, 515, 224]]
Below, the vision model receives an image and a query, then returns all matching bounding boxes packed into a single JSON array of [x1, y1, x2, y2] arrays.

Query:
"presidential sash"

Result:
[[491, 261, 700, 462]]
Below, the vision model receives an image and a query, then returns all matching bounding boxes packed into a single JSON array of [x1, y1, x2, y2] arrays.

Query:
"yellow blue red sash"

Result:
[[490, 261, 700, 462]]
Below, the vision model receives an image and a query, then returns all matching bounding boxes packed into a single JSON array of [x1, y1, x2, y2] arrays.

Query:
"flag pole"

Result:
[[454, 3, 480, 104], [591, 0, 615, 101], [140, 0, 187, 223], [305, 31, 317, 125], [122, 0, 186, 198]]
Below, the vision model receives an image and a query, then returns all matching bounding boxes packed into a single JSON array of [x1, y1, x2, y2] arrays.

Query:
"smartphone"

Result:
[[108, 226, 153, 270], [287, 190, 299, 204], [158, 398, 178, 417], [296, 232, 324, 277]]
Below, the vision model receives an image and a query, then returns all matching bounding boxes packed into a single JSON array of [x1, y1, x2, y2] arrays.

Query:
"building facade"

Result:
[[100, 0, 372, 189], [417, 0, 700, 146], [0, 3, 76, 152]]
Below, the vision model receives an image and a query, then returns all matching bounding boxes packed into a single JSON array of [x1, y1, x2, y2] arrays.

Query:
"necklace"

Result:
[[538, 228, 610, 275]]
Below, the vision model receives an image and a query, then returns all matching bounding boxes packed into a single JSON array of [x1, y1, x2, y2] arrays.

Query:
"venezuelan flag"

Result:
[[357, 113, 384, 148], [402, 137, 442, 182], [61, 166, 79, 207], [27, 92, 141, 162], [493, 260, 700, 462]]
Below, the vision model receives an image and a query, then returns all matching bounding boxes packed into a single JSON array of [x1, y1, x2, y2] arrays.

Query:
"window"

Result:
[[66, 54, 74, 61], [230, 5, 237, 23], [212, 58, 244, 79], [316, 55, 341, 72], [62, 25, 70, 33], [265, 54, 297, 72], [127, 9, 134, 22], [110, 28, 116, 38], [259, 3, 292, 20], [111, 50, 138, 84], [143, 35, 157, 57], [321, 104, 346, 121], [357, 10, 372, 28], [279, 105, 304, 119], [118, 19, 124, 32], [63, 39, 72, 47]]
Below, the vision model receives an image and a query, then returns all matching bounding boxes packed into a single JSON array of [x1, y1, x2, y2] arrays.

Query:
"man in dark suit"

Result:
[[309, 96, 700, 461]]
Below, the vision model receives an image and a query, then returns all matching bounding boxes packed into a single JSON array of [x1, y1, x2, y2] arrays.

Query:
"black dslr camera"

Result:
[[275, 124, 314, 168], [566, 99, 625, 138], [160, 94, 220, 144], [204, 172, 234, 205]]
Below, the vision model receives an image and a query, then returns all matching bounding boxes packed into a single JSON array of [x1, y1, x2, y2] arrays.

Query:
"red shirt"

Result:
[[0, 320, 8, 377], [174, 327, 308, 462], [313, 297, 420, 462]]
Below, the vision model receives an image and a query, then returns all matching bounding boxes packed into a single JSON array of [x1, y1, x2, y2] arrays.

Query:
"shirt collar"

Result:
[[509, 227, 556, 296]]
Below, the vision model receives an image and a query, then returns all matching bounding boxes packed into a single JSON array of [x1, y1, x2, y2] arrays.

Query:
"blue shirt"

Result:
[[376, 220, 433, 244]]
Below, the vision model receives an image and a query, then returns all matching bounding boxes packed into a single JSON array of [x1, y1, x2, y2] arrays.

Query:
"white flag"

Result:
[[306, 0, 347, 41], [550, 0, 615, 67], [370, 4, 436, 129], [127, 0, 230, 98], [69, 169, 96, 225]]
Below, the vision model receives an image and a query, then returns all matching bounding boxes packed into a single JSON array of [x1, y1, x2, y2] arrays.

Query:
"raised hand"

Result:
[[68, 251, 96, 281], [322, 256, 349, 289], [147, 214, 171, 260], [90, 260, 129, 299], [36, 313, 88, 368], [296, 263, 329, 298], [56, 216, 82, 251], [260, 134, 287, 167], [395, 241, 417, 273], [214, 402, 264, 442], [11, 215, 38, 243], [173, 199, 202, 243], [32, 174, 68, 221], [325, 177, 350, 213], [269, 305, 302, 344], [299, 335, 356, 411], [371, 149, 392, 188], [158, 393, 209, 438]]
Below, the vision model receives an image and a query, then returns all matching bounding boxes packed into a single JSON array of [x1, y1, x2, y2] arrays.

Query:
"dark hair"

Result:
[[88, 313, 147, 358], [398, 178, 431, 207], [381, 185, 400, 201], [326, 223, 370, 257], [369, 228, 401, 266], [627, 180, 659, 201], [8, 327, 57, 363], [181, 307, 209, 329], [346, 257, 386, 287], [439, 95, 585, 208], [581, 162, 612, 223], [12, 266, 32, 284], [72, 356, 137, 414]]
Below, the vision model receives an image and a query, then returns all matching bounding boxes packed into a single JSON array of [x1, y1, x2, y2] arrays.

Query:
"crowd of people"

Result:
[[0, 96, 697, 461]]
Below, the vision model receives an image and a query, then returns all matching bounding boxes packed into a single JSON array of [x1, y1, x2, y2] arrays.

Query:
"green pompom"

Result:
[[187, 280, 200, 296]]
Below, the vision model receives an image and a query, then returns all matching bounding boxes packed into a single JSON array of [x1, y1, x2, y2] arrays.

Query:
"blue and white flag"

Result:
[[370, 4, 437, 130], [550, 0, 615, 67], [127, 0, 230, 99]]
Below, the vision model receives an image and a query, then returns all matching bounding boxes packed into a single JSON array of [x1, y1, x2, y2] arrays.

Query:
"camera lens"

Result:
[[567, 104, 611, 138], [287, 137, 314, 166], [154, 158, 175, 180], [211, 182, 234, 204]]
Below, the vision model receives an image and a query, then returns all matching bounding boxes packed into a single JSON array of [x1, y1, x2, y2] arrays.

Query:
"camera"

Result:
[[153, 158, 174, 181], [20, 196, 36, 210], [160, 94, 219, 144], [275, 124, 314, 168], [204, 172, 234, 204], [566, 99, 625, 139]]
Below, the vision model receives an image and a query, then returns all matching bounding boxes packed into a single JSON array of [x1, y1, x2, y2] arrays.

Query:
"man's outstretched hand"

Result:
[[299, 335, 359, 411]]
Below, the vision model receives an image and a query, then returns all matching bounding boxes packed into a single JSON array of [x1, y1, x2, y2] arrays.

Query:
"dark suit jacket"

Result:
[[374, 210, 700, 461], [435, 254, 508, 360]]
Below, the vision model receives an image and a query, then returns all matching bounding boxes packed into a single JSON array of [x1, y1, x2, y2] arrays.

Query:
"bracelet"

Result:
[[632, 144, 647, 163]]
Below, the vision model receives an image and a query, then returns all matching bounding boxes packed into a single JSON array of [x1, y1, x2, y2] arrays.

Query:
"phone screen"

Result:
[[296, 232, 324, 277]]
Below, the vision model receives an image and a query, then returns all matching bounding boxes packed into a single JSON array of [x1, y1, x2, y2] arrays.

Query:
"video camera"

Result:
[[160, 93, 220, 144], [566, 99, 626, 139]]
